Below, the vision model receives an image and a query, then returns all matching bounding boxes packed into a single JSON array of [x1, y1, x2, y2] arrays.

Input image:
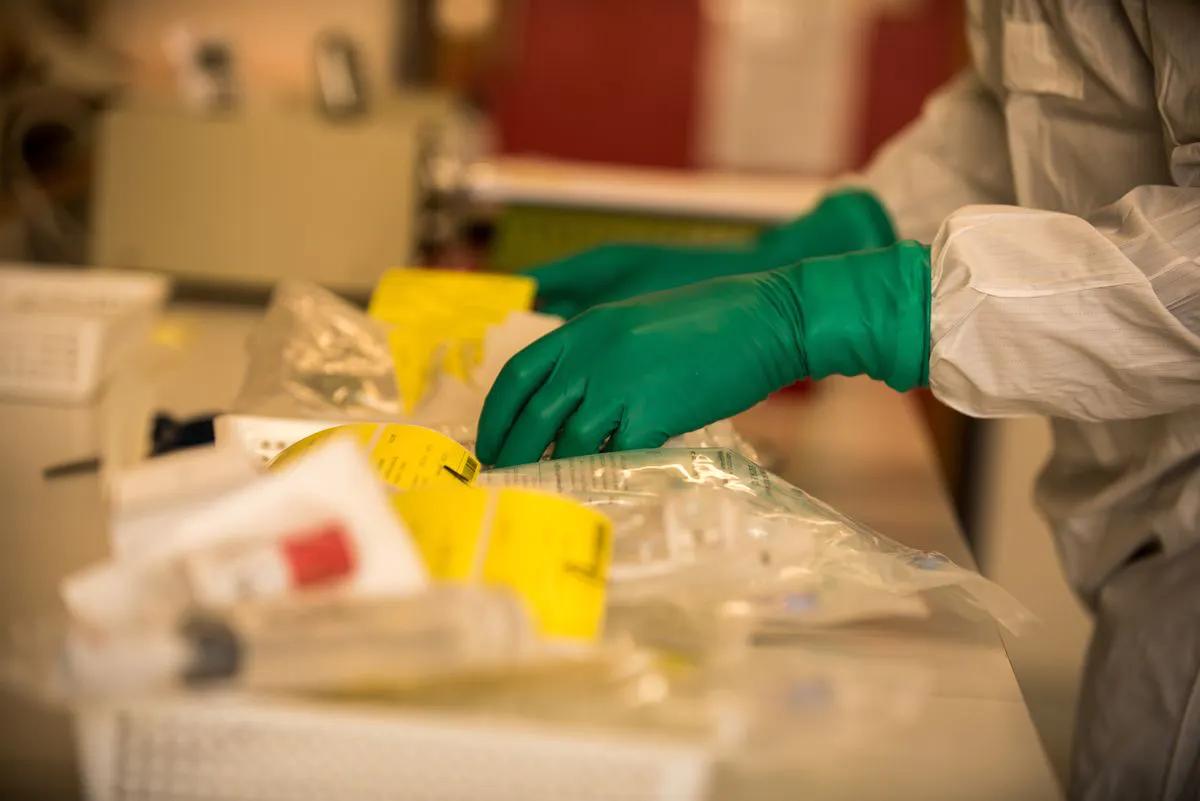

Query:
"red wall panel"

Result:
[[493, 0, 702, 168]]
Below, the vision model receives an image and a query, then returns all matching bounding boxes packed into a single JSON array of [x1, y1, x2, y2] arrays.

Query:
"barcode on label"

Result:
[[460, 457, 479, 483]]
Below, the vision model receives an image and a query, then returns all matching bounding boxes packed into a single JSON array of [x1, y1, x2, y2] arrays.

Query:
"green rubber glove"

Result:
[[529, 188, 896, 319], [477, 241, 931, 467]]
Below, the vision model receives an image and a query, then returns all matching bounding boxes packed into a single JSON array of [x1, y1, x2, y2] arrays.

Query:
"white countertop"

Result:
[[0, 302, 1061, 800]]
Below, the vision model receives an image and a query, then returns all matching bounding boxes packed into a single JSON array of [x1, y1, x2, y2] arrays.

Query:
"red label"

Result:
[[281, 522, 356, 587]]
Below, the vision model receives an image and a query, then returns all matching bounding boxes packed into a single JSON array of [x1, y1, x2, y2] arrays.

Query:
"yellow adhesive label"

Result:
[[369, 268, 536, 412], [392, 487, 612, 641], [385, 329, 441, 416], [369, 268, 536, 324], [269, 424, 479, 490]]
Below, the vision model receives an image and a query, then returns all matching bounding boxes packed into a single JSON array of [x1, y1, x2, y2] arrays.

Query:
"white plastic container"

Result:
[[0, 264, 169, 403]]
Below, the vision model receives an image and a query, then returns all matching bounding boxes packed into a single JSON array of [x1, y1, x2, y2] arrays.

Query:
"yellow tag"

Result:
[[368, 268, 536, 413], [392, 487, 612, 641], [368, 268, 536, 324], [269, 424, 479, 490], [385, 329, 441, 416]]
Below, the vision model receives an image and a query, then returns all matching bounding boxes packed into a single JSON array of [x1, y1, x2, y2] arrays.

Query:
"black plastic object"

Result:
[[180, 613, 242, 685], [151, 413, 217, 456]]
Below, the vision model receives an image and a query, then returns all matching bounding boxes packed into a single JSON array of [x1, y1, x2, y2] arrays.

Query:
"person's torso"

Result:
[[967, 0, 1200, 603], [967, 0, 1174, 215]]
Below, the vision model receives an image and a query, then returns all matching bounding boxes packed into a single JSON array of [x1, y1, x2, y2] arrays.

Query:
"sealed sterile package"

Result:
[[481, 448, 1031, 635]]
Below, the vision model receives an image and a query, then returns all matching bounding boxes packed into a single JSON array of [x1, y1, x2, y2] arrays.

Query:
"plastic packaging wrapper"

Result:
[[235, 280, 402, 420], [230, 280, 758, 457], [481, 448, 1031, 637]]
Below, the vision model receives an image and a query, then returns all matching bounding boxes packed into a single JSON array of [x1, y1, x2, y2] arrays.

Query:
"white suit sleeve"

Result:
[[930, 186, 1200, 420], [928, 6, 1200, 422], [916, 9, 1200, 422], [855, 69, 1016, 243]]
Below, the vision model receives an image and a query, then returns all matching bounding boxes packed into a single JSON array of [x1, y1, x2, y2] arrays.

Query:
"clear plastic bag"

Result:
[[481, 448, 1031, 635], [234, 281, 403, 420], [662, 419, 760, 464]]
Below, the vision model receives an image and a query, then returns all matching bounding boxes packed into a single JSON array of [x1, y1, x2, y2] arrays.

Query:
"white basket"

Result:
[[74, 696, 712, 801], [0, 265, 170, 403]]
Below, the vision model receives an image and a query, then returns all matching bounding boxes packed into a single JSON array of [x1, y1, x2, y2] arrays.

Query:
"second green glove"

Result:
[[527, 188, 897, 319]]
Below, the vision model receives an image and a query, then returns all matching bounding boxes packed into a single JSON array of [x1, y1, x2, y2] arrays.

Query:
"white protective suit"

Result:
[[859, 3, 1199, 799]]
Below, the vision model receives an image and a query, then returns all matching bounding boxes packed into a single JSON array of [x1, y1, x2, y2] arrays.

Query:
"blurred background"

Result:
[[0, 0, 1088, 785]]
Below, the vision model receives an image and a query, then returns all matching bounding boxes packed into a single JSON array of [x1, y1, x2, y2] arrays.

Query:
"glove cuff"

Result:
[[786, 241, 931, 391]]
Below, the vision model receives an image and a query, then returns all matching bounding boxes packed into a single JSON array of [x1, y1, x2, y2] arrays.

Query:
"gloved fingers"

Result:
[[523, 257, 578, 293], [607, 415, 671, 453], [540, 299, 585, 318], [476, 334, 562, 464], [493, 376, 586, 467], [553, 398, 623, 459], [525, 259, 595, 318]]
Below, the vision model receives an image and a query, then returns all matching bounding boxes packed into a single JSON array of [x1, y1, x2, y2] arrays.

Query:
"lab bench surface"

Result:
[[0, 302, 1062, 801]]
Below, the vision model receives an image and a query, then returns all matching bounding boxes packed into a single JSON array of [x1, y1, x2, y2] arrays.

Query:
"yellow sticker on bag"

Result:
[[392, 486, 612, 642], [368, 268, 536, 413], [368, 268, 536, 324], [385, 329, 440, 417], [269, 423, 479, 490]]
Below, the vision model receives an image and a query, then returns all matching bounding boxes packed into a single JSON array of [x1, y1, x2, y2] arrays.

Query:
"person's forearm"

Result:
[[928, 186, 1200, 420]]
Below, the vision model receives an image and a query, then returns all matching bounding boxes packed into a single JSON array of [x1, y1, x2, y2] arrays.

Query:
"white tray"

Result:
[[0, 264, 169, 403]]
